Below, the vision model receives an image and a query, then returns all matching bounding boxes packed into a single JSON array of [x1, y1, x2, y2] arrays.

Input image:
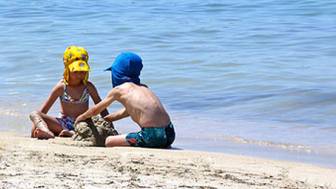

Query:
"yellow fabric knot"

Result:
[[63, 46, 90, 85]]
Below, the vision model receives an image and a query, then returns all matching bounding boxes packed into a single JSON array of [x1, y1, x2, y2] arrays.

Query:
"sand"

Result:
[[0, 132, 335, 189]]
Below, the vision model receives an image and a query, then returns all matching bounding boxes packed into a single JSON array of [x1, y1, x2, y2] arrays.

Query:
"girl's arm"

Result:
[[87, 82, 109, 117], [39, 82, 63, 114], [104, 107, 129, 122]]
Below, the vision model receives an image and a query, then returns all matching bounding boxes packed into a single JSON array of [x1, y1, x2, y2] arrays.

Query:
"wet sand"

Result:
[[0, 132, 335, 189]]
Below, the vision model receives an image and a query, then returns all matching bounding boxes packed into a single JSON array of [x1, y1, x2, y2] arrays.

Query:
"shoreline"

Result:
[[0, 132, 335, 188], [176, 136, 336, 170], [2, 112, 336, 169]]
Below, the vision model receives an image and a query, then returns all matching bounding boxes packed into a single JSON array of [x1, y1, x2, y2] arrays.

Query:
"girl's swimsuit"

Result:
[[58, 85, 90, 130], [56, 115, 75, 130], [126, 122, 175, 148], [60, 85, 89, 104]]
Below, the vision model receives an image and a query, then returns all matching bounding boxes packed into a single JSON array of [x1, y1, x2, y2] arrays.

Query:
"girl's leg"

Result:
[[29, 111, 63, 139], [39, 113, 63, 135], [105, 134, 130, 147], [30, 111, 54, 139], [31, 123, 36, 137]]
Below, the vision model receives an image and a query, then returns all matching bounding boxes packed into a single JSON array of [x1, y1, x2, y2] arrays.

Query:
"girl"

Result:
[[30, 46, 109, 139]]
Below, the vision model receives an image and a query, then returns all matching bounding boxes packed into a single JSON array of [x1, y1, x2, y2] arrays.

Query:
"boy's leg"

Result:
[[105, 134, 130, 147]]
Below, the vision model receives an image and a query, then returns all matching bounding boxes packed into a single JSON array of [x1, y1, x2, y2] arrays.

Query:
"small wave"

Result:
[[223, 136, 314, 154], [0, 106, 26, 118]]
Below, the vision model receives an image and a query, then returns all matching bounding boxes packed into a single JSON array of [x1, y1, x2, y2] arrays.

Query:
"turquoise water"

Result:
[[0, 0, 336, 167]]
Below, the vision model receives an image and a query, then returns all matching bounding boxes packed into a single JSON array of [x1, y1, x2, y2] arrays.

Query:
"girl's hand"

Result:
[[59, 130, 75, 137], [103, 114, 114, 122], [75, 115, 85, 125]]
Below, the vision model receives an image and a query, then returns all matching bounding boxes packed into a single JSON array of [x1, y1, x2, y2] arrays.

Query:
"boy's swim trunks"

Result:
[[126, 122, 175, 148], [56, 115, 75, 130]]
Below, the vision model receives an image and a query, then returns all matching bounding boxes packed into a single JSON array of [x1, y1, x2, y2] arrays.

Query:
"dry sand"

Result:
[[0, 132, 335, 189]]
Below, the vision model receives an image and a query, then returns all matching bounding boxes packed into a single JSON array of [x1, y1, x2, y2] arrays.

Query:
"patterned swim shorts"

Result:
[[56, 115, 75, 131], [126, 122, 175, 148]]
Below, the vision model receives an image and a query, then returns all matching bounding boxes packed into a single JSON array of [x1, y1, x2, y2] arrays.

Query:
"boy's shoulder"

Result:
[[116, 82, 149, 90], [114, 83, 149, 94], [121, 82, 147, 88], [140, 83, 148, 88], [115, 82, 136, 90]]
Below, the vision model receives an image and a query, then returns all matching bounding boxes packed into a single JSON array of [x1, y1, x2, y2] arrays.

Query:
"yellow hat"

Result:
[[62, 46, 90, 85], [68, 61, 90, 72]]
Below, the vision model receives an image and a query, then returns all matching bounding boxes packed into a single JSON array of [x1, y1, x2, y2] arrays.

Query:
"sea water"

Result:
[[0, 0, 335, 167]]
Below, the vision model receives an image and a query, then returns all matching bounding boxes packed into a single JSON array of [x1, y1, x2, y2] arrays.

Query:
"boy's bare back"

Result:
[[111, 82, 170, 128]]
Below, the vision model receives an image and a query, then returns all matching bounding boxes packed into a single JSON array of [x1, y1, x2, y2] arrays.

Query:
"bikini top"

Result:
[[60, 85, 89, 104]]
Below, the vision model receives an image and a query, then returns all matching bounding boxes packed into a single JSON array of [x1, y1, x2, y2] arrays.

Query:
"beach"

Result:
[[0, 132, 335, 189], [0, 2, 336, 187], [1, 0, 336, 168]]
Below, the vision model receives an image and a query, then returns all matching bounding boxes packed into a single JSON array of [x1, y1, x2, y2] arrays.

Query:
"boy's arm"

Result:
[[104, 107, 129, 122], [40, 83, 63, 114], [75, 89, 117, 124], [87, 82, 109, 117]]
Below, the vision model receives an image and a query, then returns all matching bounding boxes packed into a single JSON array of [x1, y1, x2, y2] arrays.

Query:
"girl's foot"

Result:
[[59, 130, 75, 137], [34, 128, 54, 139], [29, 111, 55, 139]]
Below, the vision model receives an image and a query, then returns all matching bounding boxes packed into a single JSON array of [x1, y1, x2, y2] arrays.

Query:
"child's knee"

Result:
[[29, 111, 46, 127], [105, 136, 114, 147], [105, 136, 121, 147], [29, 110, 42, 120], [105, 135, 129, 147]]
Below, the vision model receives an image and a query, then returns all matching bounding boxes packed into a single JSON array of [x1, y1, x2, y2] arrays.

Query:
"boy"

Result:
[[75, 52, 175, 148]]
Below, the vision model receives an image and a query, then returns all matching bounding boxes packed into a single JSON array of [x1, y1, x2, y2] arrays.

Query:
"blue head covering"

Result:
[[105, 52, 143, 87]]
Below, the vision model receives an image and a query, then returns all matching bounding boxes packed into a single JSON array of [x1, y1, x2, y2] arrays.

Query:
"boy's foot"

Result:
[[34, 128, 55, 139]]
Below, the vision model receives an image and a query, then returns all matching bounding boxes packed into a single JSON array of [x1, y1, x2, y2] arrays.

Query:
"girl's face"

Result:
[[69, 71, 87, 85]]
